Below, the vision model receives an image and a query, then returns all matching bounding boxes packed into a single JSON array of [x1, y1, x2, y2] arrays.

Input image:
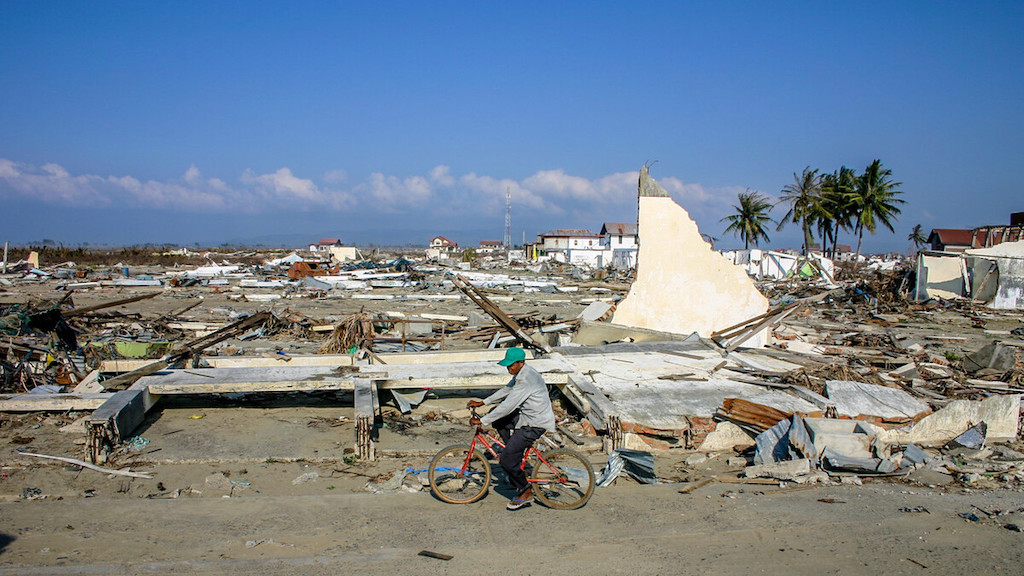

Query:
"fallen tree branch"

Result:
[[18, 451, 153, 479]]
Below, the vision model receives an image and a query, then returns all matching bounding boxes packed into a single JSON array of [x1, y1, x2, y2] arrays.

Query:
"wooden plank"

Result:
[[722, 305, 801, 352], [451, 274, 551, 353], [98, 359, 156, 373], [94, 359, 170, 390], [677, 477, 714, 494], [166, 322, 225, 331], [64, 291, 161, 317], [72, 369, 105, 393], [0, 393, 113, 412]]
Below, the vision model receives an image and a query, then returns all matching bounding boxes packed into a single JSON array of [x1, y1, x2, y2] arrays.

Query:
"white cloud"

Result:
[[0, 159, 109, 205], [429, 165, 455, 187], [242, 167, 320, 201], [184, 164, 202, 184], [0, 157, 744, 226]]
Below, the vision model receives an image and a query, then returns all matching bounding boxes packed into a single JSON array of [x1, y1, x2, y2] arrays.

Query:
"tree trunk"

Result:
[[854, 225, 864, 265], [802, 220, 814, 256], [832, 221, 840, 258]]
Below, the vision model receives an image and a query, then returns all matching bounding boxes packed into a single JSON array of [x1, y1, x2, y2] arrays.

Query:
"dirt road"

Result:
[[2, 473, 1022, 575]]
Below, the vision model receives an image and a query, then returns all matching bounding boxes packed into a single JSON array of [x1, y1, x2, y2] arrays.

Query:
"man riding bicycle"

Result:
[[468, 347, 555, 510]]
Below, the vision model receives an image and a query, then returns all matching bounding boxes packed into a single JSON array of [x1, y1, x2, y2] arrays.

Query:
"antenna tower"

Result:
[[503, 186, 511, 248]]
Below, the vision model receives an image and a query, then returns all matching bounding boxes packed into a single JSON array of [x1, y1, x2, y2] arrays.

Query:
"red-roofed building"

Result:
[[478, 240, 503, 254], [309, 238, 342, 252], [927, 229, 974, 252], [426, 235, 460, 259], [971, 225, 1024, 248], [307, 238, 358, 262]]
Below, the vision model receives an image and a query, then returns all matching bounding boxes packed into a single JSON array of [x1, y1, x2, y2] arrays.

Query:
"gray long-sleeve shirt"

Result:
[[480, 363, 556, 432]]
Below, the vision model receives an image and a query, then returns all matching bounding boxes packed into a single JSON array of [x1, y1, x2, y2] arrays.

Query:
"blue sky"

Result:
[[1, 1, 1021, 252]]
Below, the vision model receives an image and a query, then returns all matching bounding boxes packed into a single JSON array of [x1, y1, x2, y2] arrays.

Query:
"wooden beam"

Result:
[[72, 369, 104, 393], [720, 304, 802, 352], [451, 274, 551, 353], [99, 312, 272, 390], [64, 291, 161, 317]]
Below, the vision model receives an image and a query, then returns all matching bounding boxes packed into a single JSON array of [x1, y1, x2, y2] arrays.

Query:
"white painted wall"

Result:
[[613, 192, 769, 344]]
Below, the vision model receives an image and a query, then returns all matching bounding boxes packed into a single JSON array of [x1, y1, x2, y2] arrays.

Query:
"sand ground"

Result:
[[2, 397, 1024, 576], [2, 274, 1024, 574]]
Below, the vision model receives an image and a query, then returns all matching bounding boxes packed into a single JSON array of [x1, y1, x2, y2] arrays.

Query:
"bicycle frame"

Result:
[[461, 425, 567, 485], [430, 407, 595, 508]]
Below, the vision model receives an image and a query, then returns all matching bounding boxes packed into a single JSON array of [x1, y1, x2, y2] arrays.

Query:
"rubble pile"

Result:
[[0, 249, 618, 391], [2, 245, 1021, 494]]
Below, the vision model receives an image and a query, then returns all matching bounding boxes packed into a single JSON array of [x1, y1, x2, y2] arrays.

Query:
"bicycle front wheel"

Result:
[[428, 444, 492, 504], [531, 448, 595, 510]]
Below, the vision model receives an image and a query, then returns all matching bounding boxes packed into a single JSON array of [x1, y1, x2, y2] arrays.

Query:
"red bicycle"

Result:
[[427, 407, 595, 509]]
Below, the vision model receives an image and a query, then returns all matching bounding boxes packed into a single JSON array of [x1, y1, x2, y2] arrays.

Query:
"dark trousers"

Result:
[[499, 424, 546, 493], [492, 411, 519, 444]]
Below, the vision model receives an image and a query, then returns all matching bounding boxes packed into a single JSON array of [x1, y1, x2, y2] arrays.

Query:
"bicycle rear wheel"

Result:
[[428, 444, 492, 504], [531, 448, 595, 510]]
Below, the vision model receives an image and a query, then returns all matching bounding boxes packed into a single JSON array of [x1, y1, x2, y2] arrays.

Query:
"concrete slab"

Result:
[[804, 417, 874, 459], [140, 366, 359, 394], [825, 380, 931, 420], [567, 351, 818, 429], [744, 458, 811, 480], [700, 421, 755, 452], [882, 394, 1021, 446]]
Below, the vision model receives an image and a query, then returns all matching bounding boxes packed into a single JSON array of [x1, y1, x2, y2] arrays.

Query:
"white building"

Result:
[[722, 249, 835, 282], [600, 222, 638, 270], [308, 238, 358, 263], [478, 240, 503, 254], [537, 229, 605, 267], [426, 236, 460, 260]]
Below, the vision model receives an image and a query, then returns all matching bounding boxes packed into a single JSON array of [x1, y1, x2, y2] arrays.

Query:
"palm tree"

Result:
[[776, 167, 822, 255], [721, 190, 774, 249], [816, 173, 839, 256], [908, 224, 927, 251], [851, 159, 904, 261], [819, 166, 858, 257]]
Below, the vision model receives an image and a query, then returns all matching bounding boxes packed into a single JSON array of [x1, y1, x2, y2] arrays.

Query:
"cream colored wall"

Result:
[[612, 195, 769, 343], [328, 246, 358, 263], [916, 253, 965, 300]]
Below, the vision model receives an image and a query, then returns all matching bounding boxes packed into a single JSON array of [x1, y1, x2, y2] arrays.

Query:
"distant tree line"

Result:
[[721, 159, 909, 261]]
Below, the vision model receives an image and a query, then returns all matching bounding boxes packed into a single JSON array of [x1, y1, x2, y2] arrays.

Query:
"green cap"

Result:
[[497, 347, 526, 366]]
